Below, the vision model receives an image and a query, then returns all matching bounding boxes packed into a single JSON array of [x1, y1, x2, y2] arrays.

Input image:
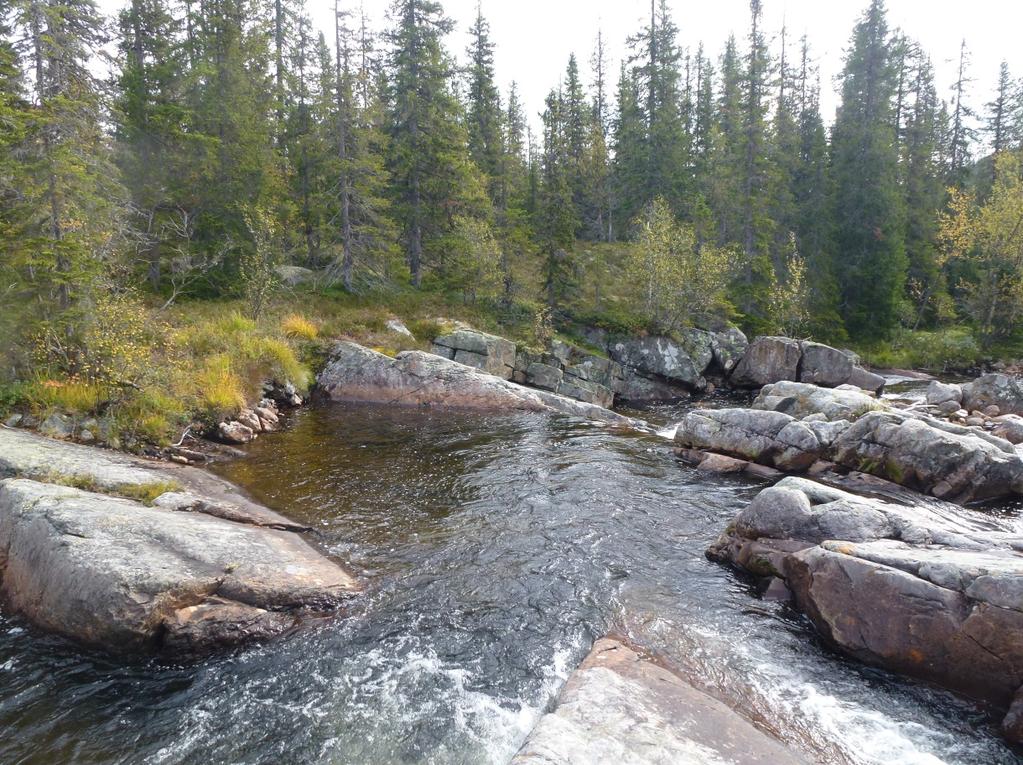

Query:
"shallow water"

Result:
[[0, 402, 1019, 764]]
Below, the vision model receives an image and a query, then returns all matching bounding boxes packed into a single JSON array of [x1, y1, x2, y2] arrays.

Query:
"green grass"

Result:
[[854, 327, 983, 372]]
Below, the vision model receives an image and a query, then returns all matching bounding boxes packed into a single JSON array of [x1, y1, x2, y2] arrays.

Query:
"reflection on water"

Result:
[[0, 403, 1018, 764]]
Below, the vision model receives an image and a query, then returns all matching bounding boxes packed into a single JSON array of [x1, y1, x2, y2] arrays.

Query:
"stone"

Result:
[[317, 342, 641, 428], [39, 413, 74, 440], [938, 400, 962, 415], [696, 453, 749, 474], [798, 342, 856, 387], [675, 408, 823, 472], [4, 414, 22, 428], [753, 380, 882, 422], [830, 410, 1023, 503], [511, 638, 805, 765], [926, 381, 963, 406], [236, 409, 263, 433], [729, 336, 802, 388], [525, 362, 563, 392], [273, 265, 316, 286], [433, 329, 517, 380], [254, 406, 279, 430], [0, 478, 356, 653], [708, 327, 749, 374], [79, 429, 95, 444], [845, 366, 887, 394], [385, 318, 414, 338], [993, 415, 1023, 445], [218, 421, 255, 444], [614, 369, 689, 403], [608, 335, 708, 390], [962, 373, 1023, 416], [985, 405, 1002, 418], [966, 416, 985, 427], [556, 378, 614, 409]]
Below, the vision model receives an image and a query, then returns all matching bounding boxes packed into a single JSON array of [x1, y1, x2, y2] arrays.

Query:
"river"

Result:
[[0, 401, 1018, 764]]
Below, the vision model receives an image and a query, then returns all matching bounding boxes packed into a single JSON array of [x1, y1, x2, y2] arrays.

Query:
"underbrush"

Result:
[[855, 327, 984, 372]]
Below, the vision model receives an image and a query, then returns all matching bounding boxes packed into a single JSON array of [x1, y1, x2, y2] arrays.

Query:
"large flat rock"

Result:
[[317, 342, 641, 428], [511, 638, 804, 765], [0, 478, 357, 653]]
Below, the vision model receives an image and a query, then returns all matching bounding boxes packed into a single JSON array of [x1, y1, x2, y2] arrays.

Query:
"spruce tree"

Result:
[[465, 4, 503, 201], [830, 0, 906, 340]]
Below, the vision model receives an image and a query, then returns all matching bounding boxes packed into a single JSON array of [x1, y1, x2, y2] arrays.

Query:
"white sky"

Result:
[[98, 0, 1023, 141]]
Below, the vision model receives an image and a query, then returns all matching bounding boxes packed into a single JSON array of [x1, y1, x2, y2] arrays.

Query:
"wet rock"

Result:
[[753, 380, 882, 422], [263, 380, 303, 407], [963, 373, 1023, 416], [675, 408, 823, 472], [236, 409, 263, 434], [511, 637, 805, 765], [696, 453, 749, 474], [218, 421, 255, 444], [0, 478, 356, 653], [729, 336, 802, 388], [831, 410, 1023, 503], [433, 329, 516, 380], [926, 381, 963, 406], [254, 405, 279, 430]]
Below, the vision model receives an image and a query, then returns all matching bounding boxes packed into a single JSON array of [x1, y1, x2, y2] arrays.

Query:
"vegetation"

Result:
[[2, 0, 1023, 447]]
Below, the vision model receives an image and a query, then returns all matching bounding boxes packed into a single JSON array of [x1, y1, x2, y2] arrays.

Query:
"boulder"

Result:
[[608, 335, 708, 390], [432, 329, 517, 380], [830, 410, 1023, 503], [614, 368, 690, 403], [963, 374, 1023, 415], [385, 318, 414, 338], [993, 415, 1023, 445], [556, 378, 614, 409], [729, 336, 802, 388], [218, 421, 255, 444], [674, 408, 823, 472], [0, 478, 356, 653], [317, 342, 640, 428], [525, 362, 563, 392], [798, 342, 858, 387], [926, 381, 963, 406], [708, 476, 1023, 741], [846, 366, 887, 394], [39, 412, 74, 440], [709, 327, 749, 374], [753, 380, 882, 422], [511, 637, 805, 765], [273, 265, 316, 287]]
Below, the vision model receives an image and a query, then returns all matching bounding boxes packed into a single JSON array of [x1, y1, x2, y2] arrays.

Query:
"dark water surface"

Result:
[[0, 403, 1019, 764]]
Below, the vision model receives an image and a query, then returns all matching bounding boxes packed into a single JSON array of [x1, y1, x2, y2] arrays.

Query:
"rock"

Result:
[[0, 478, 356, 653], [729, 336, 802, 388], [385, 318, 414, 338], [79, 429, 95, 444], [1004, 689, 1023, 743], [846, 366, 887, 395], [263, 380, 303, 407], [831, 410, 1023, 503], [556, 378, 614, 409], [39, 413, 74, 440], [433, 329, 517, 380], [803, 419, 852, 448], [317, 342, 641, 428], [254, 405, 279, 430], [273, 265, 316, 287], [511, 638, 805, 765], [614, 368, 689, 403], [926, 381, 963, 406], [938, 400, 962, 415], [608, 335, 708, 390], [4, 414, 22, 428], [525, 362, 563, 392], [966, 416, 985, 427], [675, 408, 823, 472], [236, 409, 263, 434], [963, 373, 1023, 416], [798, 342, 857, 388], [708, 327, 749, 374], [985, 405, 1002, 418], [762, 577, 791, 601], [218, 421, 255, 444], [696, 453, 749, 474], [994, 415, 1023, 445], [753, 380, 882, 422]]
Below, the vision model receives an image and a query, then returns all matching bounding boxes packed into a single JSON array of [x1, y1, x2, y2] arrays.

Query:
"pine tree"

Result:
[[830, 0, 906, 340]]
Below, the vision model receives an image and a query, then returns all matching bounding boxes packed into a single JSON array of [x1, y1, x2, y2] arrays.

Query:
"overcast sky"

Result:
[[99, 0, 1023, 140]]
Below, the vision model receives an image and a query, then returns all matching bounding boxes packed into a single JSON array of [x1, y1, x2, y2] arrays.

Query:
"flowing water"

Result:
[[0, 401, 1020, 764]]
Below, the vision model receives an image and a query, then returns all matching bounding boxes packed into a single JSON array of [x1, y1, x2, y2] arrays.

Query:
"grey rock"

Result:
[[511, 638, 805, 765], [926, 381, 964, 406], [938, 400, 962, 415], [709, 327, 749, 374], [0, 478, 356, 653], [525, 362, 563, 392], [433, 329, 516, 379], [675, 408, 823, 472], [79, 429, 95, 444], [798, 342, 857, 387], [753, 380, 883, 422], [385, 318, 414, 338], [556, 378, 614, 409], [236, 409, 263, 434], [39, 413, 74, 439], [831, 410, 1023, 502], [318, 342, 640, 427], [273, 265, 316, 286], [993, 415, 1023, 445], [614, 369, 689, 403], [963, 373, 1023, 415], [4, 414, 22, 428], [609, 335, 708, 390], [846, 366, 887, 394], [729, 336, 802, 387], [985, 405, 1002, 418]]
